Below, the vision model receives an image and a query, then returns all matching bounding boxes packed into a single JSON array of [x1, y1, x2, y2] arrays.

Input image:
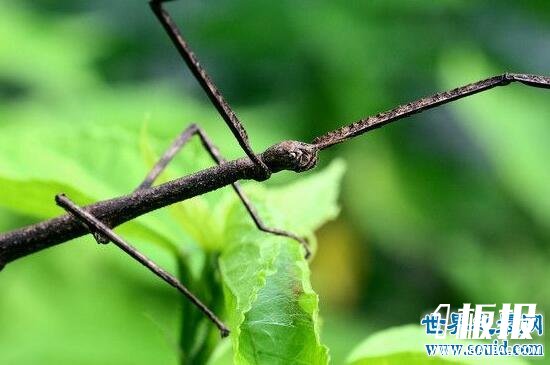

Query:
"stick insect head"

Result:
[[261, 141, 319, 173]]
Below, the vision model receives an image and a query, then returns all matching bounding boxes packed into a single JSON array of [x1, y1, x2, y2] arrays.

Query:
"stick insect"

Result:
[[0, 0, 549, 338]]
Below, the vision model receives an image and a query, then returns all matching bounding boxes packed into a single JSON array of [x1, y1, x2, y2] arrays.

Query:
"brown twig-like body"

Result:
[[1, 75, 550, 267], [2, 72, 548, 268], [0, 0, 548, 336], [0, 141, 318, 268]]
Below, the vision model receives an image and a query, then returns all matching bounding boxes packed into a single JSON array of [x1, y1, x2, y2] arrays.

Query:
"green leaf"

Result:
[[347, 325, 528, 365], [220, 161, 345, 365], [347, 325, 454, 365], [0, 177, 94, 219], [0, 120, 186, 256], [265, 160, 345, 233]]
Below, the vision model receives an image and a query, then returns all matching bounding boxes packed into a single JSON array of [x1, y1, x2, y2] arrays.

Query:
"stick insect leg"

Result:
[[314, 73, 550, 149], [93, 124, 205, 244], [136, 124, 199, 191], [148, 0, 271, 180], [55, 194, 230, 338], [138, 124, 312, 259]]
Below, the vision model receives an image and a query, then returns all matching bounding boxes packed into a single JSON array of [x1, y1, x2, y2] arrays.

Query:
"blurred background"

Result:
[[0, 0, 549, 364]]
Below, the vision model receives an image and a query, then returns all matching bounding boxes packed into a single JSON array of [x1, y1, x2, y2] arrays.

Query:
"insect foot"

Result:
[[261, 141, 319, 173]]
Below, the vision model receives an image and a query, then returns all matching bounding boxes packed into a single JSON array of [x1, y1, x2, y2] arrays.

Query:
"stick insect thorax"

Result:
[[0, 141, 318, 267]]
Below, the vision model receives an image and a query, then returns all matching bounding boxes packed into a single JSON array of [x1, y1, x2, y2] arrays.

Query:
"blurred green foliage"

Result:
[[1, 0, 549, 364]]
